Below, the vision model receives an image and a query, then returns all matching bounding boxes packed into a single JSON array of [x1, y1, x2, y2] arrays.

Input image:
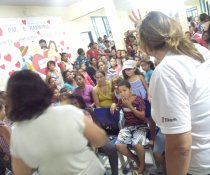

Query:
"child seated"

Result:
[[110, 80, 147, 174]]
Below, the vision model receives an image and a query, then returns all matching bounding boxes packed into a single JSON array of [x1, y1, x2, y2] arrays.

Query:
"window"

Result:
[[91, 16, 111, 39], [186, 7, 198, 18]]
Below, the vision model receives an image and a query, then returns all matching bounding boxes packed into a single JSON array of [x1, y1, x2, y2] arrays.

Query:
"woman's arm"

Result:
[[92, 87, 100, 108], [84, 116, 108, 147], [12, 157, 33, 175], [165, 132, 192, 175], [60, 62, 66, 73], [139, 75, 148, 92]]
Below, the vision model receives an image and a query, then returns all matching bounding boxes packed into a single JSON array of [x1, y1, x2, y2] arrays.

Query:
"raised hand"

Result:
[[128, 9, 142, 28]]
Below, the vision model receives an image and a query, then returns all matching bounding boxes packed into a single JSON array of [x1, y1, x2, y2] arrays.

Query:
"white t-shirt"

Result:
[[10, 105, 105, 175], [149, 46, 210, 174]]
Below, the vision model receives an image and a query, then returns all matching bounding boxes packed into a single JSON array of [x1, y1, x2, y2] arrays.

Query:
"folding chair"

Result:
[[93, 108, 128, 173]]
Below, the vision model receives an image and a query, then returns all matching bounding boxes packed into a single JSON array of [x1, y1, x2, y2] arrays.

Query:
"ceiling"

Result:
[[0, 0, 80, 6]]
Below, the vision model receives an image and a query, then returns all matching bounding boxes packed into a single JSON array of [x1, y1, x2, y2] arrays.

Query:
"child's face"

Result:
[[65, 71, 74, 81], [49, 78, 57, 88], [118, 85, 131, 99], [121, 51, 126, 58], [98, 62, 107, 72], [48, 63, 55, 71], [81, 64, 86, 71], [141, 62, 150, 72], [135, 57, 141, 66], [0, 105, 6, 120], [124, 68, 135, 77], [110, 59, 117, 67]]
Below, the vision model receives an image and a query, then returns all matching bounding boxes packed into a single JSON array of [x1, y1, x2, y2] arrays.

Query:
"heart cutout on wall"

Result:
[[9, 70, 15, 76], [4, 54, 11, 62], [32, 54, 47, 75], [60, 41, 64, 46], [0, 64, 5, 70], [22, 20, 26, 25], [15, 61, 21, 68], [14, 42, 20, 48]]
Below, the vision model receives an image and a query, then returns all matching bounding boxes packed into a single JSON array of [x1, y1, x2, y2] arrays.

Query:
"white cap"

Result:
[[122, 60, 136, 70]]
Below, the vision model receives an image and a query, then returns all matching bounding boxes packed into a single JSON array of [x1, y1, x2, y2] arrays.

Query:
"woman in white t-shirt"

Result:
[[130, 11, 210, 175], [6, 70, 107, 175]]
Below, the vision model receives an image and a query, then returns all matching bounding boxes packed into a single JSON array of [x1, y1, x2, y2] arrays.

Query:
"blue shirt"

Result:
[[144, 69, 153, 84]]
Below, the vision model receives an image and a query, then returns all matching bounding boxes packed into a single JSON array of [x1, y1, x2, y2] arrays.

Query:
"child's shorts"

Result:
[[115, 125, 147, 146]]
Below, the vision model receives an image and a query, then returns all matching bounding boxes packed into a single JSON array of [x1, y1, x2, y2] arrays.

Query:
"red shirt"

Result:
[[118, 95, 146, 127], [87, 49, 99, 59]]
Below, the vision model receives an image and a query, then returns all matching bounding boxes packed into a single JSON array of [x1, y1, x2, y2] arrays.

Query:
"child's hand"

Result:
[[110, 103, 117, 115], [122, 97, 132, 108]]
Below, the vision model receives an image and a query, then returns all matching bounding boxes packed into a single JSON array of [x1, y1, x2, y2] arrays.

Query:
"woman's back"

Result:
[[10, 105, 104, 175]]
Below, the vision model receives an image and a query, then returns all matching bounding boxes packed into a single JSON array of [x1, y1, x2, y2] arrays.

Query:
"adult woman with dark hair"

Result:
[[74, 48, 90, 69], [130, 10, 210, 175], [63, 70, 78, 92], [73, 73, 94, 107], [60, 52, 73, 73], [92, 70, 113, 108], [6, 70, 107, 175], [86, 57, 98, 84], [97, 60, 118, 81], [86, 42, 100, 60]]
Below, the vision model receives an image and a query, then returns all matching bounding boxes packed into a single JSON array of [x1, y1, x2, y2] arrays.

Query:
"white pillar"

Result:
[[103, 0, 125, 50]]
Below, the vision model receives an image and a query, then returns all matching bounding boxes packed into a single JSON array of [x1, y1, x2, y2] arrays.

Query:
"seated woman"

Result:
[[63, 70, 78, 92], [6, 70, 107, 175], [73, 73, 94, 107], [60, 52, 73, 72], [92, 70, 113, 108]]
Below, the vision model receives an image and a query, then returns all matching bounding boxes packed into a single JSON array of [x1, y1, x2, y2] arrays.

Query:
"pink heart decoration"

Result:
[[37, 31, 40, 35], [15, 61, 20, 68], [0, 64, 5, 70], [60, 41, 64, 46], [67, 46, 69, 50], [22, 20, 26, 25], [4, 54, 11, 62], [9, 70, 15, 76], [14, 42, 20, 48]]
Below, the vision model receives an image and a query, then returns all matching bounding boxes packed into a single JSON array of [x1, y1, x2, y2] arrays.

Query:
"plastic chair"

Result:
[[93, 108, 128, 173]]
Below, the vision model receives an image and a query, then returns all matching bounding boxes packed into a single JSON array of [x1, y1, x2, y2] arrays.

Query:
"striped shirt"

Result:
[[118, 95, 146, 127], [0, 120, 11, 155]]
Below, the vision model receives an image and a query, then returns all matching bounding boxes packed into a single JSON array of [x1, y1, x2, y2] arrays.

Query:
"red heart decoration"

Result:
[[0, 64, 5, 70], [9, 70, 15, 76], [37, 31, 40, 35], [47, 20, 50, 24], [4, 54, 11, 62], [0, 28, 2, 36], [60, 41, 64, 46], [32, 54, 47, 75], [15, 61, 20, 68], [67, 46, 69, 50], [22, 19, 26, 25], [67, 53, 71, 58], [14, 42, 20, 48]]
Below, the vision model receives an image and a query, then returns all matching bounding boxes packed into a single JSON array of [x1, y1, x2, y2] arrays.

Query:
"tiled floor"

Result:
[[100, 152, 164, 175]]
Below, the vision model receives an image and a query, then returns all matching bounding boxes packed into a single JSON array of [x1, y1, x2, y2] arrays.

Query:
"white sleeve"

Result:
[[151, 75, 191, 134]]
